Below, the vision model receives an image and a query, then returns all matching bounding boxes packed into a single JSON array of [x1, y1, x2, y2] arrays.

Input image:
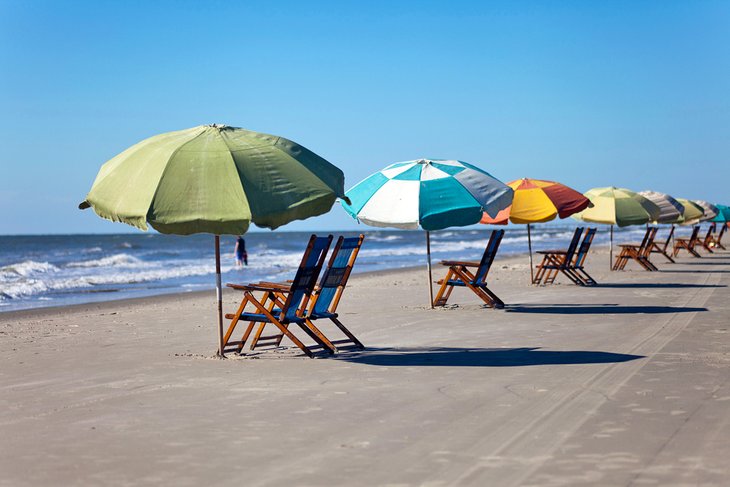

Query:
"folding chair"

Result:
[[700, 224, 716, 253], [713, 223, 728, 250], [567, 228, 597, 285], [533, 227, 583, 285], [222, 235, 335, 358], [648, 226, 675, 263], [433, 229, 504, 308], [303, 234, 365, 351], [673, 226, 701, 258], [614, 227, 658, 271]]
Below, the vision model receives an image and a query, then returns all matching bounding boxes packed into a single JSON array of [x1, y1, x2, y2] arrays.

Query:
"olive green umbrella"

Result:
[[80, 124, 347, 356], [573, 187, 661, 269], [674, 198, 705, 225]]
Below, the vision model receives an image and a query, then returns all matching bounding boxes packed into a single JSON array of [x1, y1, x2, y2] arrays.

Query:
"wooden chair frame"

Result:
[[566, 228, 598, 285], [222, 235, 335, 358], [648, 226, 675, 263], [433, 229, 505, 308], [614, 227, 658, 271], [700, 224, 716, 253], [533, 227, 583, 285], [673, 226, 701, 258], [713, 223, 727, 250], [250, 234, 366, 352]]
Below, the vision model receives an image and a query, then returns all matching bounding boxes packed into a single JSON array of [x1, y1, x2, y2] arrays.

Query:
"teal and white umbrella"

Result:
[[342, 158, 513, 307]]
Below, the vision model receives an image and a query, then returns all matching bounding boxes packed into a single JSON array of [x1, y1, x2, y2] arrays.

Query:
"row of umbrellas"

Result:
[[79, 124, 728, 354]]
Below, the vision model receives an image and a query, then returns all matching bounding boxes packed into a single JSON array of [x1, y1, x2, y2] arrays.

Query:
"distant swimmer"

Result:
[[234, 236, 248, 267]]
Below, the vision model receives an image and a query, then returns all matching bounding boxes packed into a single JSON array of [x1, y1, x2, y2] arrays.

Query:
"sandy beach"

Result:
[[1, 248, 729, 486]]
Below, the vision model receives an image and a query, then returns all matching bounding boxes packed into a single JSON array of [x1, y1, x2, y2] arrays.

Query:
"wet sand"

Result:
[[1, 248, 729, 486]]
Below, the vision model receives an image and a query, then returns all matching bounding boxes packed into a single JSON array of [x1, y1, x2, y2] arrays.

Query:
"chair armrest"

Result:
[[256, 281, 292, 290], [536, 250, 566, 255], [439, 260, 481, 267], [226, 283, 288, 292]]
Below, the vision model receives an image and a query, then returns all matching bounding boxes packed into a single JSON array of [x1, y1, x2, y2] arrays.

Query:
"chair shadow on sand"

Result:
[[504, 304, 707, 314], [596, 283, 725, 289], [335, 347, 643, 367]]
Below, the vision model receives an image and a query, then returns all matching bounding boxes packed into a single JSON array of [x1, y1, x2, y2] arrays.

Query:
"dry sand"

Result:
[[1, 247, 729, 486]]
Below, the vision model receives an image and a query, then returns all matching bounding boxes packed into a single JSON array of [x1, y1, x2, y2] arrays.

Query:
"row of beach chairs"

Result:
[[615, 223, 726, 271], [223, 223, 727, 357]]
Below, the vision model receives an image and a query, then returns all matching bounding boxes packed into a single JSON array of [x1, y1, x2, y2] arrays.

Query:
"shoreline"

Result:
[[0, 240, 617, 319]]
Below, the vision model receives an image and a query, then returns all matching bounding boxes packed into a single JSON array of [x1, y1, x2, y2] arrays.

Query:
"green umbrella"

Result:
[[674, 198, 705, 225], [80, 124, 347, 356], [573, 187, 661, 269]]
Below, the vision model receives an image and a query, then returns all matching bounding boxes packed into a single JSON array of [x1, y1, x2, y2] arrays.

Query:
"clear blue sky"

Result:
[[1, 0, 728, 235]]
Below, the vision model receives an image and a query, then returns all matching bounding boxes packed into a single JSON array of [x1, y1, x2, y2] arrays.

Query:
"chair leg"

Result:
[[576, 268, 597, 285], [480, 286, 505, 308], [245, 293, 315, 358], [433, 269, 455, 307], [533, 256, 550, 284], [560, 268, 584, 285], [329, 316, 365, 349], [222, 294, 250, 352], [300, 319, 337, 354], [451, 267, 500, 308]]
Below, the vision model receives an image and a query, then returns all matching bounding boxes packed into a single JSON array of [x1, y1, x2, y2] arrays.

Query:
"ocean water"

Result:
[[0, 224, 678, 312]]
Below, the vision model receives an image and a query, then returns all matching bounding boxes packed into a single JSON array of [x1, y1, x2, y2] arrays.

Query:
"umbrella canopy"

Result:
[[80, 124, 347, 356], [638, 191, 684, 224], [573, 187, 661, 269], [342, 158, 513, 306], [80, 124, 347, 235], [481, 178, 591, 225], [480, 178, 591, 283], [674, 198, 705, 225], [342, 159, 513, 230], [711, 204, 730, 223], [693, 200, 719, 222], [573, 187, 661, 227]]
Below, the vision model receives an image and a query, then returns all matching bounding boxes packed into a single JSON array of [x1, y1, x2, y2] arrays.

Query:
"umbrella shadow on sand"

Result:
[[335, 347, 643, 367], [504, 304, 707, 314]]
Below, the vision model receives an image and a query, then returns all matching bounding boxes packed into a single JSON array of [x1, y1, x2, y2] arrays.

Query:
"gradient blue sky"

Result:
[[1, 0, 728, 235]]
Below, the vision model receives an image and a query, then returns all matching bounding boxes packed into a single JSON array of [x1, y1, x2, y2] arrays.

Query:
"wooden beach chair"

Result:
[[567, 227, 598, 285], [673, 226, 701, 258], [713, 223, 727, 250], [433, 229, 504, 308], [250, 235, 366, 352], [700, 224, 716, 253], [648, 226, 675, 263], [302, 234, 366, 351], [532, 227, 583, 285], [613, 227, 658, 271], [222, 235, 335, 358]]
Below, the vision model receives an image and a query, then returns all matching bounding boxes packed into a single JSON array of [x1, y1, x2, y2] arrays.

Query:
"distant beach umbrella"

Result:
[[481, 178, 591, 283], [711, 204, 730, 223], [573, 187, 661, 269], [79, 124, 347, 356], [693, 200, 719, 222], [674, 198, 705, 225], [638, 191, 684, 224], [342, 158, 513, 307]]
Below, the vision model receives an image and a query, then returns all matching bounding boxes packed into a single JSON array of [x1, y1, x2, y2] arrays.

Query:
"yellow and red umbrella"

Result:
[[482, 178, 592, 282]]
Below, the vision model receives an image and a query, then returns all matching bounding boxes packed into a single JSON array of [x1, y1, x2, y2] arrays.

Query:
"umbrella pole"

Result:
[[609, 225, 614, 271], [527, 223, 534, 284], [215, 235, 225, 358], [426, 231, 434, 309]]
